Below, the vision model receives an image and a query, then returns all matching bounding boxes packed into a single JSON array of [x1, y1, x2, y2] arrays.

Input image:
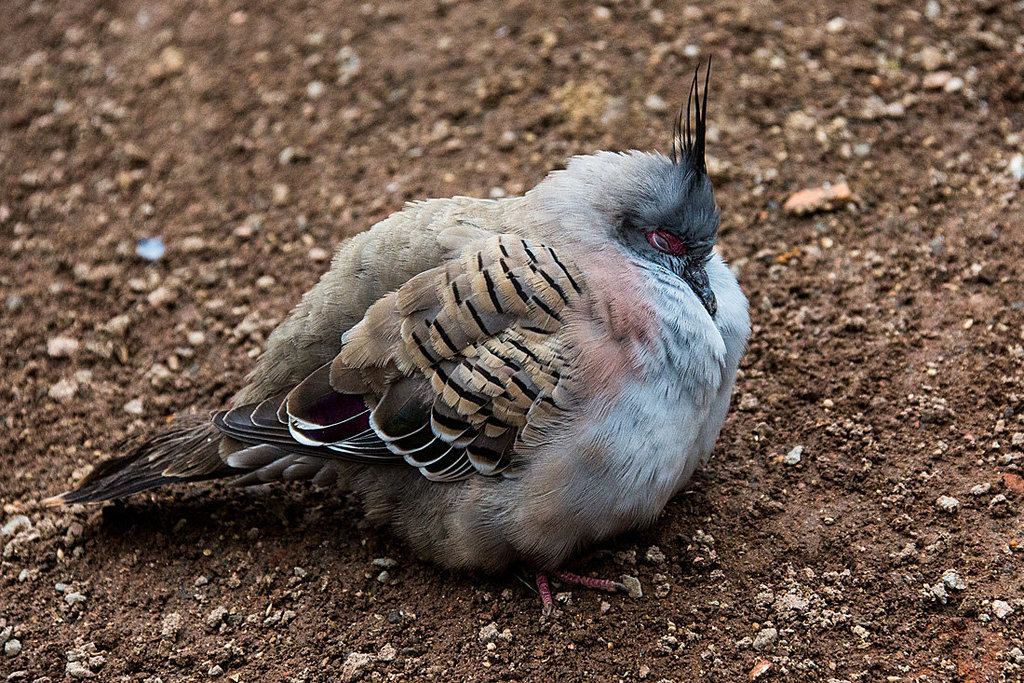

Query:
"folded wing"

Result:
[[213, 234, 585, 482]]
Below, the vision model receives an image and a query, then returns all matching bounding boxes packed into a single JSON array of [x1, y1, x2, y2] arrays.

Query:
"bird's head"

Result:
[[528, 63, 720, 317]]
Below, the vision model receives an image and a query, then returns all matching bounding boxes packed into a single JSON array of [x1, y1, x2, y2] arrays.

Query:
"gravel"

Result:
[[161, 613, 182, 640], [752, 627, 778, 651], [620, 575, 643, 599], [941, 569, 966, 591], [340, 652, 374, 682], [644, 545, 666, 563], [2, 517, 31, 537], [782, 445, 804, 465], [992, 600, 1014, 619], [46, 336, 79, 358], [935, 495, 960, 512]]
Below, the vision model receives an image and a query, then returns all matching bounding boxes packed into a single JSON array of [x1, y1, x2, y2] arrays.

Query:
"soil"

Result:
[[2, 0, 1023, 681]]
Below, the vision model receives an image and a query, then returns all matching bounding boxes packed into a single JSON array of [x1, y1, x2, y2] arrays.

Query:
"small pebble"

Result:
[[2, 516, 32, 537], [206, 606, 228, 629], [65, 661, 93, 679], [644, 94, 667, 112], [306, 81, 324, 99], [992, 600, 1014, 619], [123, 398, 144, 416], [782, 445, 803, 465], [135, 237, 165, 261], [372, 557, 397, 568], [104, 314, 131, 337], [749, 660, 772, 680], [47, 336, 79, 358], [941, 569, 966, 591], [4, 639, 21, 656], [918, 46, 944, 71], [645, 545, 666, 563], [620, 575, 642, 599], [922, 71, 953, 90], [739, 394, 760, 411], [64, 592, 87, 606], [752, 627, 778, 651], [271, 183, 290, 206], [970, 482, 992, 496], [943, 76, 964, 93], [50, 378, 81, 402], [161, 612, 182, 639], [1010, 154, 1024, 183], [159, 46, 185, 74], [147, 286, 174, 307], [340, 652, 374, 683], [825, 16, 847, 33], [935, 495, 959, 512]]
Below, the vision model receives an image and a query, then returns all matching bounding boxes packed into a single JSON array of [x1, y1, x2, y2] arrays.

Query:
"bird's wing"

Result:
[[215, 233, 586, 481]]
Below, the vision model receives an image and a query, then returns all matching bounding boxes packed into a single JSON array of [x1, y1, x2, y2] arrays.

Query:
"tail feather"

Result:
[[45, 415, 234, 506]]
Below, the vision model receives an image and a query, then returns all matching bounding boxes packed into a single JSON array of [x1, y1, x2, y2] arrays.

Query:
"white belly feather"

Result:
[[573, 254, 748, 537]]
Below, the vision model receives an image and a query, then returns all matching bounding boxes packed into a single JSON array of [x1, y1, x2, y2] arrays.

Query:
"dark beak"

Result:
[[683, 264, 717, 318]]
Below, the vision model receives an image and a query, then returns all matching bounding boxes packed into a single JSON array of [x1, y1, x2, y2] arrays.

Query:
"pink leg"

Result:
[[535, 571, 554, 615], [552, 570, 626, 594], [534, 570, 626, 615]]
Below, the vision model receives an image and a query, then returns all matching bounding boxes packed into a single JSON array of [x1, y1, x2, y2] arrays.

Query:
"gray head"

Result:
[[528, 64, 720, 316]]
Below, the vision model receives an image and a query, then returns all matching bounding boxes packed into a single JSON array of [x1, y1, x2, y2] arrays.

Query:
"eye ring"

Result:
[[645, 229, 688, 256]]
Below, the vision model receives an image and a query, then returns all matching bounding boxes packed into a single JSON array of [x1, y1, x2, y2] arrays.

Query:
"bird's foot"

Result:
[[535, 570, 626, 615]]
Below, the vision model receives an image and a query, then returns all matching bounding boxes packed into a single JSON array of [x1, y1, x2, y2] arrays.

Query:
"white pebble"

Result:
[[48, 378, 79, 402], [306, 80, 325, 99], [942, 569, 966, 590], [935, 495, 959, 512], [1009, 154, 1023, 182], [943, 76, 964, 93], [123, 398, 144, 415], [752, 627, 778, 650], [825, 17, 847, 33], [644, 94, 668, 112], [272, 183, 290, 206], [47, 336, 79, 358], [1, 515, 31, 537], [783, 445, 804, 465], [992, 600, 1014, 619]]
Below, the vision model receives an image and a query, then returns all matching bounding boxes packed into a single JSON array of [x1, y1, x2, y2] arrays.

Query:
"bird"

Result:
[[48, 63, 749, 613]]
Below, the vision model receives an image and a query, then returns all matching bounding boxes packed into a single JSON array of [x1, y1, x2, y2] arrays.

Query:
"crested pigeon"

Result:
[[50, 65, 749, 612]]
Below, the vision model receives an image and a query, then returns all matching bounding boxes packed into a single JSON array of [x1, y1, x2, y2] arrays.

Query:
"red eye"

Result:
[[645, 229, 688, 256]]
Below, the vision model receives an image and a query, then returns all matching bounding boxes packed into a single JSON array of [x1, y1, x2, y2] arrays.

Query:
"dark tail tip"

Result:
[[47, 416, 232, 505]]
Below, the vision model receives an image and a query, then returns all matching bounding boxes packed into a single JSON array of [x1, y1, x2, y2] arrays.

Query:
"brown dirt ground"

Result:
[[2, 0, 1024, 681]]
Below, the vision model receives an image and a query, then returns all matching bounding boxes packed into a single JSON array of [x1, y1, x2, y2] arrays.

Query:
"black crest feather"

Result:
[[671, 58, 711, 173]]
